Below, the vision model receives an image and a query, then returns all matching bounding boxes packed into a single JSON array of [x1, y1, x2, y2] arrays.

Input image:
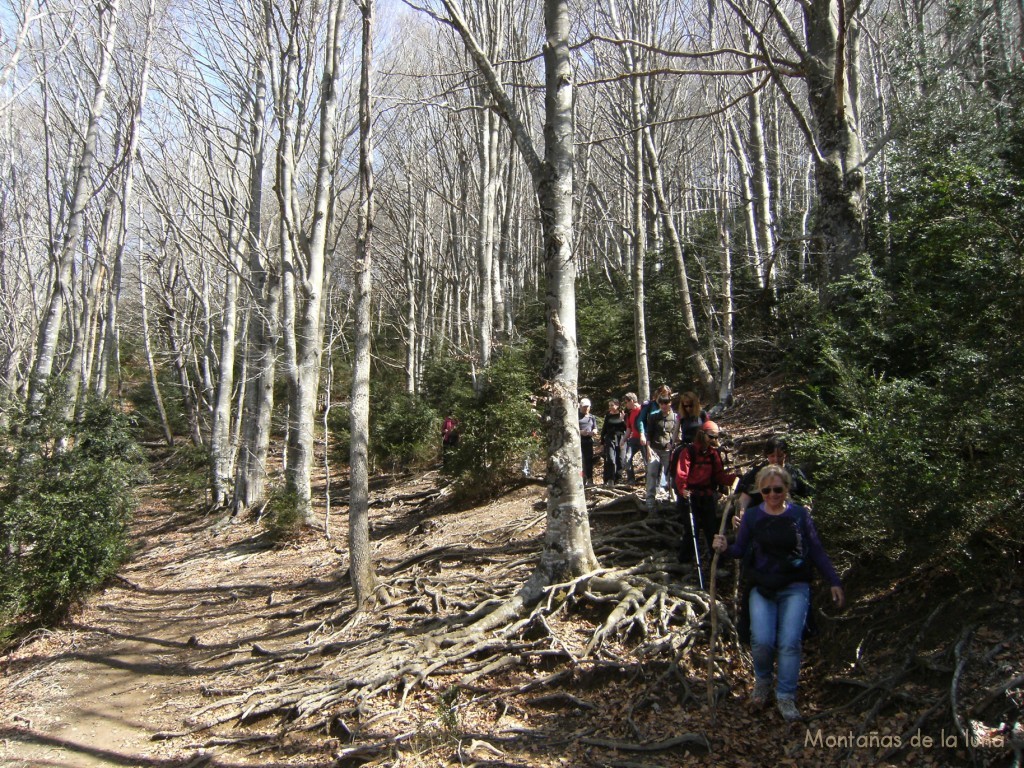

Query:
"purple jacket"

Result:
[[725, 502, 841, 588]]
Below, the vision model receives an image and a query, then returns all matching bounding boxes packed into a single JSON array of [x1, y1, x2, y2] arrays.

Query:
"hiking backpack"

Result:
[[671, 443, 725, 494]]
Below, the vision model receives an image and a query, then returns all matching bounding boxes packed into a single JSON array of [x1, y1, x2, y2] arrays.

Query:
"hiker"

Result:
[[600, 399, 627, 487], [622, 392, 643, 483], [712, 464, 844, 722], [441, 413, 459, 463], [644, 392, 678, 512], [637, 384, 672, 461], [578, 398, 597, 486], [674, 390, 708, 446], [734, 437, 813, 528], [675, 420, 735, 561]]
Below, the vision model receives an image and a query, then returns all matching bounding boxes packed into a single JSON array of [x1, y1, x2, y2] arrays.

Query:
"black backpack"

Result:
[[741, 507, 815, 592], [735, 505, 819, 644], [670, 444, 724, 494]]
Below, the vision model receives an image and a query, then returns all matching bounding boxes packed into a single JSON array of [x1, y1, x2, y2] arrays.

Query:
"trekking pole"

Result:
[[685, 495, 705, 591], [706, 477, 740, 722]]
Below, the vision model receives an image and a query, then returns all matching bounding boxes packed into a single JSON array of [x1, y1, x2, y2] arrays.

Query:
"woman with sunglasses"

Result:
[[673, 390, 707, 446], [712, 465, 844, 722]]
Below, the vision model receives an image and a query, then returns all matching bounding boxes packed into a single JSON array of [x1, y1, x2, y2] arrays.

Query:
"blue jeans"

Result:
[[749, 581, 810, 700]]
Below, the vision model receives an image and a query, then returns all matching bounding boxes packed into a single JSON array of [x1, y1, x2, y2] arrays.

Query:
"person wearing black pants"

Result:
[[674, 421, 735, 562], [600, 399, 627, 486]]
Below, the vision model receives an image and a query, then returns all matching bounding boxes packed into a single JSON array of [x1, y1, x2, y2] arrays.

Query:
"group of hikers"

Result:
[[579, 387, 845, 723], [441, 389, 844, 722]]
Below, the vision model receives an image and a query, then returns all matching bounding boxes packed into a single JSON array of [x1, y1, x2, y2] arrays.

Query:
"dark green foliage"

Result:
[[781, 77, 1024, 570], [370, 392, 440, 471], [0, 397, 144, 639], [440, 346, 542, 498], [420, 355, 476, 416], [261, 486, 304, 542], [576, 276, 637, 400]]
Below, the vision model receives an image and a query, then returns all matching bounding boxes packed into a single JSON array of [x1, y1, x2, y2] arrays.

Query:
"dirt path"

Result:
[[0, 481, 341, 768]]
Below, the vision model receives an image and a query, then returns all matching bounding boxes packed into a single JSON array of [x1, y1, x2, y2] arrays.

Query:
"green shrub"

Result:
[[420, 356, 476, 416], [0, 397, 143, 635], [441, 346, 543, 497], [370, 392, 440, 472], [779, 91, 1024, 574], [261, 485, 304, 543]]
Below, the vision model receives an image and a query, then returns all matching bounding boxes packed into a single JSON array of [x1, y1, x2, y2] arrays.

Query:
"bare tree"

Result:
[[26, 0, 120, 416], [349, 0, 379, 610], [726, 0, 867, 296], [436, 0, 600, 600]]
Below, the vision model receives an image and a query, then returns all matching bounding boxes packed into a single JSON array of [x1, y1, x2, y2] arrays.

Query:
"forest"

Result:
[[0, 0, 1023, 765]]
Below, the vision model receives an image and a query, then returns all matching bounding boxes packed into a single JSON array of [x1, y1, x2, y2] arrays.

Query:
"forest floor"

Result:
[[1, 385, 1021, 768]]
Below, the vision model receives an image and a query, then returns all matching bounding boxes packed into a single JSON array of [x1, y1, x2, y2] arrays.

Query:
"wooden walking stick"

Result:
[[706, 477, 740, 722]]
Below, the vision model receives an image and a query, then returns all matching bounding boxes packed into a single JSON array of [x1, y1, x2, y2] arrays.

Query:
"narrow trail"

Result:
[[0, 481, 340, 768]]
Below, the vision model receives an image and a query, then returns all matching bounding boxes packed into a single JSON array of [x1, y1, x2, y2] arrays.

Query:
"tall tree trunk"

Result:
[[282, 0, 346, 524], [534, 0, 599, 582], [68, 218, 109, 419], [804, 0, 867, 296], [642, 125, 716, 400], [630, 75, 651, 401], [138, 246, 173, 446], [714, 144, 736, 403], [404, 172, 417, 394], [729, 118, 764, 288], [209, 250, 240, 508], [160, 283, 203, 446], [606, 0, 651, 400], [476, 104, 497, 375], [233, 37, 277, 514], [443, 0, 599, 594], [349, 0, 379, 609], [747, 87, 776, 296], [98, 0, 156, 399]]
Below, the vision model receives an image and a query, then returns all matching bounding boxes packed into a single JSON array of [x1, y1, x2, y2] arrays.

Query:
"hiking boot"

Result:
[[776, 697, 801, 722], [749, 679, 771, 708]]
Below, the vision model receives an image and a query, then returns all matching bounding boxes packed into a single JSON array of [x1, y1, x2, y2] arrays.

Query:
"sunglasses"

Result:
[[705, 433, 720, 440], [760, 486, 785, 495]]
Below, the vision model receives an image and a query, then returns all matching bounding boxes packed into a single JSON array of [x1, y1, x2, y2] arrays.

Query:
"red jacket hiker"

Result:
[[675, 422, 734, 496]]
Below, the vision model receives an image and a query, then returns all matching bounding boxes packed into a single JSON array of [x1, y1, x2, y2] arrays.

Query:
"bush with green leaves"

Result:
[[370, 392, 441, 472], [260, 485, 305, 542], [0, 397, 144, 638], [441, 346, 543, 497], [779, 77, 1024, 571]]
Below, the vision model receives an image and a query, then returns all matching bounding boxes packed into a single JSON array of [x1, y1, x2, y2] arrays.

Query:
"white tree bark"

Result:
[[440, 0, 599, 587], [349, 0, 379, 608], [27, 0, 120, 415]]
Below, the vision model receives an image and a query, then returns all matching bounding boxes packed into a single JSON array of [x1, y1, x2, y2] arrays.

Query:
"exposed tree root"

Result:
[[189, 545, 725, 745]]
